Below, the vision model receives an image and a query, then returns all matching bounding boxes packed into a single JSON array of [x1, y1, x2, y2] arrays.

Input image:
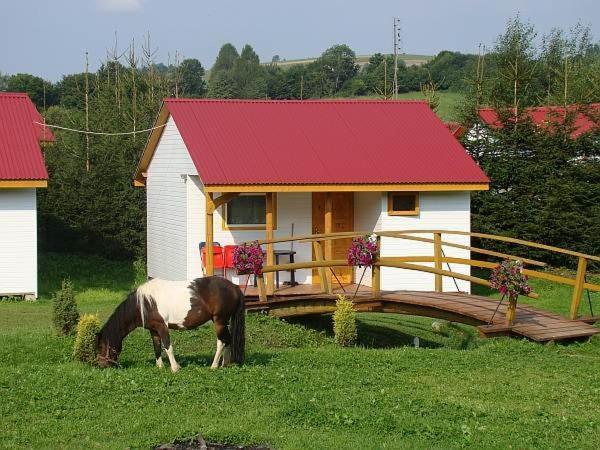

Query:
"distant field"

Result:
[[345, 91, 465, 122], [268, 53, 432, 68]]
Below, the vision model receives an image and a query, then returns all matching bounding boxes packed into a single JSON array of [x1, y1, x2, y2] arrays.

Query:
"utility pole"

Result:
[[393, 17, 401, 99], [84, 51, 90, 172]]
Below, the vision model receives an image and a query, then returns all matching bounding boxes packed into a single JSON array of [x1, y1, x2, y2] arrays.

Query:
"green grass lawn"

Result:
[[1, 253, 599, 449]]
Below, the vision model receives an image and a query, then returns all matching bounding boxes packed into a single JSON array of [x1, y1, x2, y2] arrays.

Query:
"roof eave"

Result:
[[133, 102, 170, 187], [203, 182, 490, 193]]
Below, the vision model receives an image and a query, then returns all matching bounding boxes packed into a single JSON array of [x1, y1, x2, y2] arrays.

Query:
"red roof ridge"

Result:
[[164, 98, 429, 105]]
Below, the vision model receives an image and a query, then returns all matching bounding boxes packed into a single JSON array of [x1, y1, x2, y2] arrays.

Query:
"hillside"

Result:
[[265, 53, 432, 68]]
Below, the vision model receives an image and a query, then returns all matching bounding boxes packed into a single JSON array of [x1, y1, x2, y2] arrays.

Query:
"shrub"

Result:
[[73, 314, 101, 364], [51, 278, 79, 335], [333, 295, 357, 347]]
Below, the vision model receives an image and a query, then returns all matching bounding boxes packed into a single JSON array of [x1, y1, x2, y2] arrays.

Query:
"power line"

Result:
[[33, 121, 166, 136]]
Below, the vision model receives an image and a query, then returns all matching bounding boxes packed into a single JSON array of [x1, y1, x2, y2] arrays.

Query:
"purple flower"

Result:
[[233, 241, 264, 275], [347, 234, 379, 268], [489, 259, 531, 300]]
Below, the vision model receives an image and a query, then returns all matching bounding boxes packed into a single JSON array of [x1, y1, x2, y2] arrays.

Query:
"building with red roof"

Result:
[[135, 99, 488, 292], [478, 104, 599, 139], [0, 92, 54, 298]]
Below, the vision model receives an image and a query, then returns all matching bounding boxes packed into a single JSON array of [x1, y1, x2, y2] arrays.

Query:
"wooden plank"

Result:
[[0, 180, 47, 188], [377, 232, 547, 266], [372, 235, 381, 298], [212, 192, 240, 209], [324, 192, 333, 294], [265, 193, 275, 296], [205, 192, 215, 276], [569, 257, 588, 319], [434, 232, 443, 292], [383, 230, 600, 262], [312, 241, 329, 293], [256, 274, 267, 302]]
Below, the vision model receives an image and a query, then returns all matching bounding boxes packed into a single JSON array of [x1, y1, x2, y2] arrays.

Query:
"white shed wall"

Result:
[[146, 116, 197, 281], [378, 191, 471, 292], [0, 188, 38, 297]]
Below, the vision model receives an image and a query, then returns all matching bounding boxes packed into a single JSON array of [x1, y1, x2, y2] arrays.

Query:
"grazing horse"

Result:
[[95, 277, 245, 371]]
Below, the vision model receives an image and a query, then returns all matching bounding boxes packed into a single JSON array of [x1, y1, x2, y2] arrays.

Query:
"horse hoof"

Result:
[[171, 364, 181, 373]]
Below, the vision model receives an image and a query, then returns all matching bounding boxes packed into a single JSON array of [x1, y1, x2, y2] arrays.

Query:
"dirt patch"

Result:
[[155, 434, 269, 450]]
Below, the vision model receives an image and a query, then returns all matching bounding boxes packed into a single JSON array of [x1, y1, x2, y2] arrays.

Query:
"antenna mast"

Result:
[[393, 17, 401, 99]]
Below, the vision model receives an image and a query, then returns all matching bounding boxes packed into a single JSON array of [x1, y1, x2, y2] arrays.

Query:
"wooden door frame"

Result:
[[312, 192, 354, 285]]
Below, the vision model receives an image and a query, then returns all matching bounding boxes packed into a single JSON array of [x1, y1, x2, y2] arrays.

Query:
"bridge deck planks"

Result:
[[245, 288, 599, 342]]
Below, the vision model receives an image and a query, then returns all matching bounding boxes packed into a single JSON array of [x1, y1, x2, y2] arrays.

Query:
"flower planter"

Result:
[[489, 259, 531, 327]]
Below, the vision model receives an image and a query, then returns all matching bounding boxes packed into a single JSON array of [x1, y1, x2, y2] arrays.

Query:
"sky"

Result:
[[1, 0, 598, 81]]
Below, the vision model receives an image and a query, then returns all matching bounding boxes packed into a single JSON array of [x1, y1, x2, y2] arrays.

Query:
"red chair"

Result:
[[201, 245, 225, 276], [223, 245, 237, 275]]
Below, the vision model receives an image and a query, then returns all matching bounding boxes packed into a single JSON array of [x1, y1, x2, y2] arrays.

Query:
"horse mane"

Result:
[[98, 291, 140, 349]]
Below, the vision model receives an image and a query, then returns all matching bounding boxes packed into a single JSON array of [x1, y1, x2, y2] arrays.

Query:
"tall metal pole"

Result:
[[393, 17, 401, 100]]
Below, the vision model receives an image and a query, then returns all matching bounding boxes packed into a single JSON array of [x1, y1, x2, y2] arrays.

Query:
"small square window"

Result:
[[388, 192, 419, 216]]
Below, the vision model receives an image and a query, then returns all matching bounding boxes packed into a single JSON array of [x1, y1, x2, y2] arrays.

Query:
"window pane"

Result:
[[227, 195, 266, 225], [392, 194, 416, 212]]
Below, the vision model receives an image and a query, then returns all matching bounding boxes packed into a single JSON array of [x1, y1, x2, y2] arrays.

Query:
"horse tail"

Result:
[[230, 286, 245, 365]]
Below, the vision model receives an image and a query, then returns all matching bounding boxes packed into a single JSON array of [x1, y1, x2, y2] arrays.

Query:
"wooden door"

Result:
[[312, 192, 354, 284]]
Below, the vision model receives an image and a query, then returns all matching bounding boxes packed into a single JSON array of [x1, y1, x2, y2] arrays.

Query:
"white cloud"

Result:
[[96, 0, 144, 13]]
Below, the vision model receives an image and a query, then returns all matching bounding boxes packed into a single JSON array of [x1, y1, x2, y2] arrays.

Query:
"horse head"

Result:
[[95, 330, 122, 368]]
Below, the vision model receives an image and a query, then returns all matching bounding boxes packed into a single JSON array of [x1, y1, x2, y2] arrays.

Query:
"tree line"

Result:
[[0, 16, 598, 265]]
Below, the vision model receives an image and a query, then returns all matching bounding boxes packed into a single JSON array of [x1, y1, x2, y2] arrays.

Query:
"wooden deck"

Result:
[[245, 288, 599, 343]]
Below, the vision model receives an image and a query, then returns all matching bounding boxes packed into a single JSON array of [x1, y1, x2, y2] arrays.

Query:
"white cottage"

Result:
[[0, 93, 53, 299], [134, 99, 489, 293]]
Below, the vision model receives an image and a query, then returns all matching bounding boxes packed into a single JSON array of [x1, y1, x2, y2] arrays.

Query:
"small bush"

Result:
[[51, 278, 79, 335], [333, 295, 357, 347], [132, 258, 147, 288], [73, 314, 101, 364]]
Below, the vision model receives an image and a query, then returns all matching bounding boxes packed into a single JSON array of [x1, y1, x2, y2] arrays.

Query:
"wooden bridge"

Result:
[[242, 230, 600, 343]]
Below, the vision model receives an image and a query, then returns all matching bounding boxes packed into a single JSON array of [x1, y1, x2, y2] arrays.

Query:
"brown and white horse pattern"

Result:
[[96, 277, 245, 371]]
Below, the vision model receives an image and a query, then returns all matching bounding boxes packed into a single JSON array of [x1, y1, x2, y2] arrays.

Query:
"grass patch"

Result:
[[1, 252, 599, 449]]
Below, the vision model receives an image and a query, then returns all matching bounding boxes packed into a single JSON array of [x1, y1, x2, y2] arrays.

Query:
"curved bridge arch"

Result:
[[243, 229, 600, 342]]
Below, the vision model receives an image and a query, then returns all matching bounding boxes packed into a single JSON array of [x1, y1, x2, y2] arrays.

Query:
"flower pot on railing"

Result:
[[347, 234, 379, 298], [233, 241, 264, 277], [489, 259, 531, 327]]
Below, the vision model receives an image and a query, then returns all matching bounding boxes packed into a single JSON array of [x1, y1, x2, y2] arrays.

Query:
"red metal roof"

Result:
[[162, 99, 488, 186], [478, 104, 599, 139], [444, 121, 467, 139], [0, 92, 52, 180]]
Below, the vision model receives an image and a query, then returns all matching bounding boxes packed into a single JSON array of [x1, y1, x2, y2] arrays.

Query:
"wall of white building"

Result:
[[353, 191, 471, 292], [146, 116, 196, 281], [0, 188, 38, 297]]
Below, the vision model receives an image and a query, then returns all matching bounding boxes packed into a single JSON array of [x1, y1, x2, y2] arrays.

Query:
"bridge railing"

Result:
[[249, 230, 600, 320]]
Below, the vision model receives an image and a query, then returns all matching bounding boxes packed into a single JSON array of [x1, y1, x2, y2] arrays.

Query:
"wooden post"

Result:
[[265, 192, 275, 295], [324, 192, 333, 294], [313, 241, 329, 293], [570, 256, 588, 320], [433, 232, 442, 292], [257, 273, 268, 302], [205, 192, 215, 276], [505, 296, 517, 326], [372, 235, 381, 298]]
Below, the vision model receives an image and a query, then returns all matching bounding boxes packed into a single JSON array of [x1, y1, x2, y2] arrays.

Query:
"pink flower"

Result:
[[347, 234, 379, 268], [233, 241, 264, 275], [489, 259, 531, 300]]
